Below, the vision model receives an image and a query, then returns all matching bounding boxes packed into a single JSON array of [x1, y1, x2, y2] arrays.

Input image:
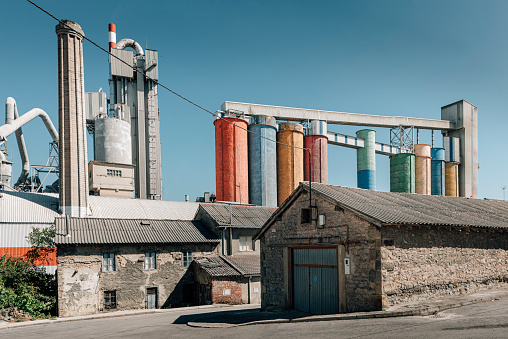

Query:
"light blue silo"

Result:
[[356, 129, 376, 190], [248, 115, 277, 207], [431, 148, 445, 196]]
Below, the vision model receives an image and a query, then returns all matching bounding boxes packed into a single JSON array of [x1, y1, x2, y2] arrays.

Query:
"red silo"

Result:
[[215, 117, 249, 204], [304, 135, 328, 184]]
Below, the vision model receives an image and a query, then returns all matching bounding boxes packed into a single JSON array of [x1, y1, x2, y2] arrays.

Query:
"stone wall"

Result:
[[260, 190, 382, 312], [57, 243, 217, 317], [381, 225, 508, 306]]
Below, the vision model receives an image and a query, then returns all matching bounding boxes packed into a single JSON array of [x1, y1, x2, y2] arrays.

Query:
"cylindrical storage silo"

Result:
[[356, 129, 376, 190], [445, 162, 459, 197], [414, 144, 431, 195], [443, 136, 460, 164], [431, 148, 445, 196], [304, 135, 328, 184], [248, 115, 277, 207], [95, 117, 132, 165], [277, 122, 304, 206], [390, 153, 415, 193], [215, 117, 249, 204], [0, 159, 12, 187]]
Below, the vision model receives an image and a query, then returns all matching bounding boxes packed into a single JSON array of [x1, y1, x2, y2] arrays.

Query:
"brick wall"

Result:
[[211, 278, 242, 304], [381, 225, 508, 306]]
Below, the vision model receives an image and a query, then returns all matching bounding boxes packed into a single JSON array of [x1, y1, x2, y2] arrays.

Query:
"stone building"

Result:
[[194, 255, 261, 305], [55, 217, 219, 317], [194, 204, 275, 304], [255, 182, 508, 315]]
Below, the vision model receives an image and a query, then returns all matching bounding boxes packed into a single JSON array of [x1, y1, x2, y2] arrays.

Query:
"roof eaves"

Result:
[[254, 185, 304, 240]]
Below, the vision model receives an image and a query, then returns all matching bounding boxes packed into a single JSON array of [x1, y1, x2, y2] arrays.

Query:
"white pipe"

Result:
[[0, 107, 59, 143], [116, 38, 144, 56], [13, 100, 30, 184]]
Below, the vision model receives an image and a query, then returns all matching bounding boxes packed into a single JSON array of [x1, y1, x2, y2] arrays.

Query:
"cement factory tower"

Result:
[[56, 20, 88, 216], [107, 24, 162, 200]]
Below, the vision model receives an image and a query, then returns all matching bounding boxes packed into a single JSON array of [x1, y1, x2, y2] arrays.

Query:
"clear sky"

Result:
[[1, 0, 507, 201]]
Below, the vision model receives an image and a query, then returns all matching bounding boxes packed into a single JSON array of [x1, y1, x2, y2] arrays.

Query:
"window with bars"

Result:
[[104, 290, 117, 309], [239, 236, 253, 251], [107, 169, 122, 177], [182, 251, 193, 268], [145, 252, 156, 270], [103, 253, 116, 272]]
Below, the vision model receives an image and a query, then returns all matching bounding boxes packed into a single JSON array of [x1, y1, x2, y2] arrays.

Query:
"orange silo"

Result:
[[277, 122, 304, 206], [414, 144, 431, 195], [215, 117, 249, 204]]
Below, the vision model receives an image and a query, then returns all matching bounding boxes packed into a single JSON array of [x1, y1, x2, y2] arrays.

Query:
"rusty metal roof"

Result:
[[306, 183, 508, 228], [55, 217, 219, 245], [199, 204, 276, 228]]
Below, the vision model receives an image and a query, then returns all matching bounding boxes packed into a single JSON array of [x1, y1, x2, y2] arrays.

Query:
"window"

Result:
[[145, 252, 156, 270], [104, 290, 117, 309], [107, 169, 122, 177], [103, 253, 116, 272], [301, 208, 311, 223], [182, 251, 193, 268], [239, 236, 253, 251]]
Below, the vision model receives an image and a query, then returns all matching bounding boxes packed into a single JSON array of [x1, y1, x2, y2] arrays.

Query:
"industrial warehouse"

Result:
[[0, 13, 506, 321]]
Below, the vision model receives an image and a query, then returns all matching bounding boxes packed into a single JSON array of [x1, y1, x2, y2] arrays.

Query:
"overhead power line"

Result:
[[26, 0, 316, 204]]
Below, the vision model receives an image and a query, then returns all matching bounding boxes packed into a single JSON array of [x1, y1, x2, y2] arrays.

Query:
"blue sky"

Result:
[[1, 0, 507, 201]]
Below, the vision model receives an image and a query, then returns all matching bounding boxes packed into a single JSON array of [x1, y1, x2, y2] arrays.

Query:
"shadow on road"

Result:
[[173, 307, 310, 326]]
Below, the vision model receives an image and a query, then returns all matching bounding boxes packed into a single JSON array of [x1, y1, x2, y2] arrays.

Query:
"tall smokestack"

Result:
[[108, 23, 116, 52], [56, 20, 88, 217]]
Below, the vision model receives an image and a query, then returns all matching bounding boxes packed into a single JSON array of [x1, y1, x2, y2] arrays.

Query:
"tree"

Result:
[[0, 225, 57, 318]]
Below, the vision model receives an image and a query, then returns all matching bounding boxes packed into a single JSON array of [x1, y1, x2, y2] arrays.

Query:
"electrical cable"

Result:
[[26, 0, 316, 204]]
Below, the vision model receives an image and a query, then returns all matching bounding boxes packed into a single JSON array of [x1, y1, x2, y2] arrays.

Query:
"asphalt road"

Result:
[[2, 299, 508, 339]]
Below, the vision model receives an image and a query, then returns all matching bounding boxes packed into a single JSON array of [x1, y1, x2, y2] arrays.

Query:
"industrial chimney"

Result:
[[56, 20, 88, 217]]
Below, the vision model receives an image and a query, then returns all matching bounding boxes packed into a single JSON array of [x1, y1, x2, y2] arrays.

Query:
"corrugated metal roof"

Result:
[[199, 204, 276, 228], [0, 192, 201, 222], [0, 191, 59, 223], [55, 217, 220, 245], [87, 196, 200, 220], [221, 255, 260, 276], [304, 183, 508, 228], [195, 256, 241, 277]]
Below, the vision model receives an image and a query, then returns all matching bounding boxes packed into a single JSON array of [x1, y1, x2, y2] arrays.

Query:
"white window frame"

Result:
[[239, 236, 253, 252], [103, 253, 116, 272], [182, 251, 193, 268], [145, 251, 156, 270]]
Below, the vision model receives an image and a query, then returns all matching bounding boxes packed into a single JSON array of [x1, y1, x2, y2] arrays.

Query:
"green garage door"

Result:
[[293, 247, 338, 315]]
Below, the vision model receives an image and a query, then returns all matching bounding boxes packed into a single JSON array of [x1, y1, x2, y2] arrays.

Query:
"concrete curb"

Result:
[[187, 289, 508, 328], [0, 304, 231, 331]]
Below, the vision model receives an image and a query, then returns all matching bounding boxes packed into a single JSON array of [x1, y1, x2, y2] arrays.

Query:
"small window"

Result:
[[107, 169, 122, 177], [104, 290, 117, 309], [239, 236, 253, 251], [103, 253, 116, 272], [145, 252, 156, 270], [301, 208, 311, 223], [182, 251, 193, 268]]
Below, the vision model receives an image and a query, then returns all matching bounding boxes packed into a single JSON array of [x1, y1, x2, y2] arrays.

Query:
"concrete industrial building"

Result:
[[256, 182, 508, 315]]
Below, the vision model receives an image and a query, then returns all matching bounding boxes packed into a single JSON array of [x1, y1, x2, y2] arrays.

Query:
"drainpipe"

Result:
[[248, 276, 252, 304]]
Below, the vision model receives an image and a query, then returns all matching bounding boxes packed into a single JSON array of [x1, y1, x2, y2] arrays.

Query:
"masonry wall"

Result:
[[57, 243, 217, 317], [381, 225, 508, 306], [211, 278, 242, 304], [260, 191, 382, 313]]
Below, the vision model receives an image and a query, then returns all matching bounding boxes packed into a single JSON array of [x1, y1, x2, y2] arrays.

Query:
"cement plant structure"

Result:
[[214, 100, 477, 206]]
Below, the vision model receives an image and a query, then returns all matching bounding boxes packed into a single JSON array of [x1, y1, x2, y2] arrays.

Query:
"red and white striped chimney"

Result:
[[108, 23, 116, 52]]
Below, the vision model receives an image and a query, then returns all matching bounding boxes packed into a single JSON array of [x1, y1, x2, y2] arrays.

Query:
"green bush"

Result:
[[0, 254, 56, 318]]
